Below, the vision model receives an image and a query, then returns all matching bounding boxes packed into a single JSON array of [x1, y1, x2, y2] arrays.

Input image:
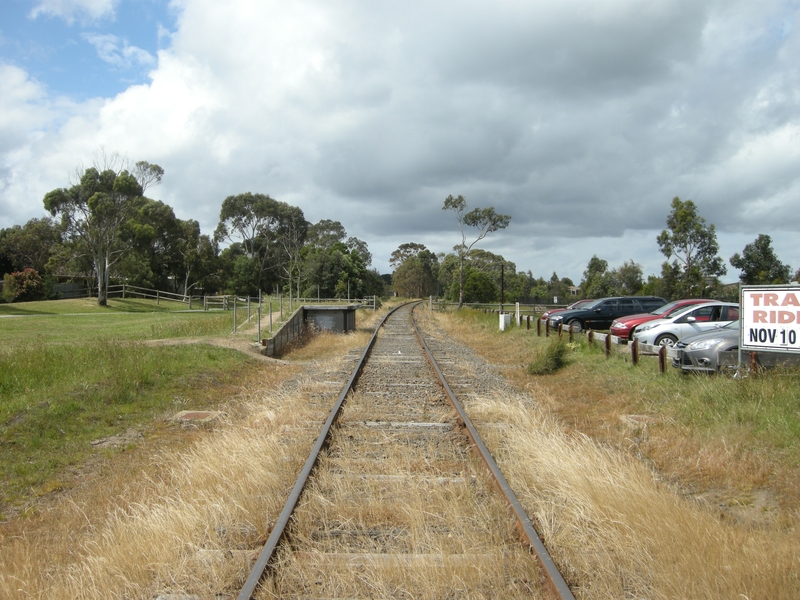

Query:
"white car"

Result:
[[632, 301, 740, 347]]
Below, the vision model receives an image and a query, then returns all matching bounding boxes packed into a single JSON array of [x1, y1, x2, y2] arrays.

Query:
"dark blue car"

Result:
[[548, 296, 667, 333]]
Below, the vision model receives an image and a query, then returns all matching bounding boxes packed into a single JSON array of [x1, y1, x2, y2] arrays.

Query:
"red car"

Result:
[[609, 299, 713, 340], [539, 299, 595, 324]]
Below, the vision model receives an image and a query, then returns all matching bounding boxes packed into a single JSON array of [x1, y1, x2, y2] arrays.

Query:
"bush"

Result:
[[2, 269, 46, 303], [527, 336, 570, 375]]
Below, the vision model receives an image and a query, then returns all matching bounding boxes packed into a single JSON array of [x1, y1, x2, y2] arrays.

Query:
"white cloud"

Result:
[[29, 0, 117, 24], [82, 33, 156, 69]]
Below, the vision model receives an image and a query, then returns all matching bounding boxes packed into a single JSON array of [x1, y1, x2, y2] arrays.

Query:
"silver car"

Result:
[[632, 301, 739, 347], [672, 320, 740, 373]]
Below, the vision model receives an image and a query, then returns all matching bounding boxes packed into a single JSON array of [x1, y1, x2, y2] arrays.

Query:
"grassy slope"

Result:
[[440, 308, 800, 517], [0, 298, 260, 514]]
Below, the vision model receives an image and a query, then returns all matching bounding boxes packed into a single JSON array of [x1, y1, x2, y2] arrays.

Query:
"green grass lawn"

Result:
[[0, 298, 265, 515]]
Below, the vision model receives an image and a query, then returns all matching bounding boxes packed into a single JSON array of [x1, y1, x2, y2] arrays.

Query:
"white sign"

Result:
[[740, 285, 800, 353]]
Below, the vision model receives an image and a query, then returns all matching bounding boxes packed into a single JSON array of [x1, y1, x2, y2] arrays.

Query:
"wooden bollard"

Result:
[[588, 330, 594, 345], [569, 323, 574, 342], [545, 320, 550, 338], [749, 351, 758, 377], [558, 324, 563, 338], [536, 317, 541, 336], [631, 339, 639, 366], [658, 345, 666, 373], [526, 315, 530, 330], [605, 333, 611, 358]]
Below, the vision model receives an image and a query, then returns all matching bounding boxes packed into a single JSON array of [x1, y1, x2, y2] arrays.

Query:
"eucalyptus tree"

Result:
[[656, 197, 726, 298], [301, 220, 372, 299], [442, 194, 511, 308], [0, 217, 61, 275], [390, 243, 439, 298], [214, 192, 300, 290], [43, 163, 146, 305], [730, 234, 791, 285]]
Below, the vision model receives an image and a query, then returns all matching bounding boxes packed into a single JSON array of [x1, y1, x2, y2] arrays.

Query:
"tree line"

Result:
[[391, 197, 798, 304], [1, 154, 795, 306], [0, 154, 384, 304]]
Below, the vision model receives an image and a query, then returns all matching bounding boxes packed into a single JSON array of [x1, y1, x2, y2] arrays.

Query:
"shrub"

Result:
[[2, 268, 46, 303], [527, 336, 570, 375]]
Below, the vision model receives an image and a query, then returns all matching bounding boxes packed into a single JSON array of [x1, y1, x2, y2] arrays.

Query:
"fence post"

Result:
[[189, 295, 192, 310], [658, 345, 666, 373], [526, 315, 530, 330], [749, 351, 758, 377], [258, 290, 262, 343], [569, 323, 574, 342], [122, 284, 126, 299], [545, 319, 549, 337], [605, 333, 611, 358], [631, 339, 639, 366], [157, 290, 160, 305], [233, 296, 237, 333]]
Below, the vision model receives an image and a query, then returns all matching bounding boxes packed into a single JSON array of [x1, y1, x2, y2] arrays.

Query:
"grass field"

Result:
[[1, 300, 798, 598], [0, 298, 266, 515], [437, 308, 800, 517]]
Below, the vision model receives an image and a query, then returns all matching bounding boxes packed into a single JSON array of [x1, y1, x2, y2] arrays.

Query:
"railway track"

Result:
[[239, 302, 574, 599]]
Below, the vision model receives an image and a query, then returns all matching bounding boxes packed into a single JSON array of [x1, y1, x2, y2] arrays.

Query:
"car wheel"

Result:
[[566, 319, 583, 333], [655, 333, 678, 347]]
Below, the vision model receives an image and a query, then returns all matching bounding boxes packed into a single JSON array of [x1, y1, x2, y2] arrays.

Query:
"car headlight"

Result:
[[687, 338, 723, 350], [637, 324, 653, 332]]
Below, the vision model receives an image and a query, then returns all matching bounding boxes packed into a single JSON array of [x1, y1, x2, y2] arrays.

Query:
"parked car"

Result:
[[609, 298, 713, 340], [632, 302, 739, 347], [671, 320, 740, 373], [539, 299, 595, 324], [548, 296, 667, 333]]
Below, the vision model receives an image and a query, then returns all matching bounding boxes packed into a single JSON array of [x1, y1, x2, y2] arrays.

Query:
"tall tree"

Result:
[[390, 242, 429, 269], [442, 194, 511, 308], [730, 234, 791, 285], [390, 243, 439, 298], [214, 192, 286, 290], [580, 255, 608, 297], [656, 197, 726, 298], [275, 204, 309, 302], [117, 198, 184, 290], [0, 217, 61, 274], [43, 162, 145, 305]]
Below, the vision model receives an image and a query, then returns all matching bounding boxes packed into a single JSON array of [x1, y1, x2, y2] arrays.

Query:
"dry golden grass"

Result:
[[0, 347, 363, 598], [0, 305, 394, 599], [5, 303, 796, 598], [468, 393, 799, 599], [425, 309, 800, 598]]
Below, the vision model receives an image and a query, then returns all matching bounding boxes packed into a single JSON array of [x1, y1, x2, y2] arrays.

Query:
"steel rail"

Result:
[[237, 302, 413, 600], [410, 307, 576, 600]]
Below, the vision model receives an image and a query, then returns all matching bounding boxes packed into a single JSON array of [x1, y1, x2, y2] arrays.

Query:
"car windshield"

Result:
[[649, 300, 680, 315], [579, 299, 603, 310], [669, 304, 704, 319], [570, 299, 594, 309]]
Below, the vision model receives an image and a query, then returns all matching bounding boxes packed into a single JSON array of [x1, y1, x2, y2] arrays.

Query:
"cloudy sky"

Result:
[[2, 0, 799, 283]]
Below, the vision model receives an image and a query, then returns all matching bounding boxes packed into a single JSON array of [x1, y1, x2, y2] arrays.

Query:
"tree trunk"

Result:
[[96, 253, 108, 306], [457, 253, 465, 309]]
